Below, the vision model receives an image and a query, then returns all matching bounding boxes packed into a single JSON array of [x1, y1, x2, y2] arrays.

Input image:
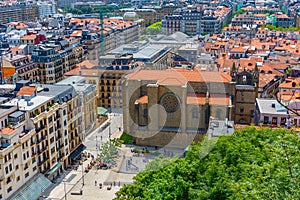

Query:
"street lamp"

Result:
[[81, 163, 85, 186], [63, 178, 67, 200]]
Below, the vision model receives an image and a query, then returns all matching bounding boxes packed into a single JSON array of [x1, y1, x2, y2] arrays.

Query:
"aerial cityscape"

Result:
[[0, 0, 299, 199]]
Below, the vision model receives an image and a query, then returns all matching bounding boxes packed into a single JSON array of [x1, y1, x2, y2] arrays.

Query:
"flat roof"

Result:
[[56, 76, 86, 85], [3, 96, 52, 111], [9, 111, 25, 118]]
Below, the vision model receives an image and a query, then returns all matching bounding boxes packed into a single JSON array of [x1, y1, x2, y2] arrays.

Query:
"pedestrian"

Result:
[[118, 181, 120, 187], [114, 181, 116, 186], [95, 180, 97, 186], [100, 136, 102, 141]]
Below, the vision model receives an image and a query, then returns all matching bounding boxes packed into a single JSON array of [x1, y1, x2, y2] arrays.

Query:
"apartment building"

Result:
[[232, 13, 255, 27], [275, 14, 295, 28], [0, 4, 40, 24], [3, 84, 84, 177], [65, 54, 140, 111], [70, 18, 139, 60], [57, 76, 98, 138], [2, 54, 39, 84], [162, 6, 231, 35], [162, 15, 182, 35], [116, 8, 157, 26], [0, 105, 48, 200], [255, 98, 300, 127], [32, 38, 84, 84], [37, 1, 57, 19]]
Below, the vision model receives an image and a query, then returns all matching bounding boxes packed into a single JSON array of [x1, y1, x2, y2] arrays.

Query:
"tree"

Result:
[[115, 127, 300, 199], [98, 138, 121, 163], [142, 22, 162, 36]]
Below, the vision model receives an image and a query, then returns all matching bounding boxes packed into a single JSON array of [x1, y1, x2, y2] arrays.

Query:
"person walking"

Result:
[[95, 180, 97, 186]]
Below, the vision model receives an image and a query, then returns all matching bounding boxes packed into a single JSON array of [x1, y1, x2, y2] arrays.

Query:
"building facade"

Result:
[[123, 67, 235, 148]]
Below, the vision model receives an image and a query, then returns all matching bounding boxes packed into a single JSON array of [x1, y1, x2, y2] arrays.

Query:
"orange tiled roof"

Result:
[[135, 95, 148, 104], [187, 94, 230, 105], [277, 91, 300, 101], [279, 77, 300, 89], [1, 127, 16, 136], [64, 67, 99, 77], [230, 47, 248, 53], [22, 34, 37, 40], [77, 60, 98, 69], [126, 68, 231, 85], [17, 86, 36, 96]]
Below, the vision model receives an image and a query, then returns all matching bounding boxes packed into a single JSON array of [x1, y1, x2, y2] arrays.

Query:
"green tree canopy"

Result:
[[142, 22, 162, 36], [115, 127, 300, 199]]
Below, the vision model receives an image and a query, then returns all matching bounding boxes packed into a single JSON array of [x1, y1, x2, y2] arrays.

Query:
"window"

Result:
[[272, 117, 277, 125], [25, 172, 29, 178], [7, 186, 12, 193], [281, 117, 286, 125], [14, 154, 18, 159], [17, 176, 20, 182], [240, 107, 244, 113], [16, 165, 19, 170], [192, 108, 198, 118], [33, 166, 37, 172], [143, 109, 148, 116], [263, 116, 269, 124]]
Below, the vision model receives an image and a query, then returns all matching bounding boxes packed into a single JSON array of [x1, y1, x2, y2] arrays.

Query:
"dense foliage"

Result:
[[261, 24, 300, 32], [64, 5, 129, 15], [115, 127, 300, 199], [142, 22, 162, 35], [119, 132, 133, 144]]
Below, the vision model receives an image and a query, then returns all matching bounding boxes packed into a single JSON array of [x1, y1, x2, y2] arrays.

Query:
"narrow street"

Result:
[[84, 113, 123, 156], [44, 113, 124, 200]]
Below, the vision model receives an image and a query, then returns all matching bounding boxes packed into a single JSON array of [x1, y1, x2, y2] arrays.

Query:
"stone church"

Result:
[[122, 65, 259, 148]]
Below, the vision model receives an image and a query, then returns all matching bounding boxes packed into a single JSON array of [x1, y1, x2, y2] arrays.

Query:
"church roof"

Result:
[[126, 68, 231, 85]]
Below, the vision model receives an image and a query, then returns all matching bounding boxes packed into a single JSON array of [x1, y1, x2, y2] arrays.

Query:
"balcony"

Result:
[[56, 134, 62, 140], [42, 146, 48, 152], [37, 157, 49, 166], [36, 125, 45, 133], [57, 144, 64, 150]]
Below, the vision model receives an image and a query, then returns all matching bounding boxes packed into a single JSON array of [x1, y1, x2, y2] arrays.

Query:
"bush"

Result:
[[120, 132, 133, 144]]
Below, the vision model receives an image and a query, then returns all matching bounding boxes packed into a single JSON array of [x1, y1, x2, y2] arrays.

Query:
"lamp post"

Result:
[[96, 135, 98, 156], [63, 178, 67, 200], [81, 163, 85, 186]]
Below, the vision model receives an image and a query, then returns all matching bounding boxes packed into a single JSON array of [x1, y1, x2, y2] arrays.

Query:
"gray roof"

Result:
[[56, 76, 86, 85], [133, 44, 168, 59], [9, 111, 25, 118], [207, 120, 235, 137], [56, 76, 95, 96], [256, 98, 287, 115], [37, 84, 77, 104]]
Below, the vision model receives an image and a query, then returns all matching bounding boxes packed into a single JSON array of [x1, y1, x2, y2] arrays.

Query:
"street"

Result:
[[44, 113, 124, 200], [84, 113, 123, 156]]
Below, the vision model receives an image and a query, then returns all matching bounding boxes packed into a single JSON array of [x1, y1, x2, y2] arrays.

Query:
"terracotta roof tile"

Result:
[[135, 95, 148, 104], [1, 127, 16, 136], [17, 86, 36, 96]]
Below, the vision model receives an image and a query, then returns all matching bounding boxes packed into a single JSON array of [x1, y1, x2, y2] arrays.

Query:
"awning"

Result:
[[97, 107, 108, 115], [10, 174, 51, 200], [45, 162, 63, 176], [70, 144, 86, 160]]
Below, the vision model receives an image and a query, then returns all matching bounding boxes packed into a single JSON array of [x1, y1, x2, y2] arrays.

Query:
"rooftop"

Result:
[[256, 98, 287, 115]]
